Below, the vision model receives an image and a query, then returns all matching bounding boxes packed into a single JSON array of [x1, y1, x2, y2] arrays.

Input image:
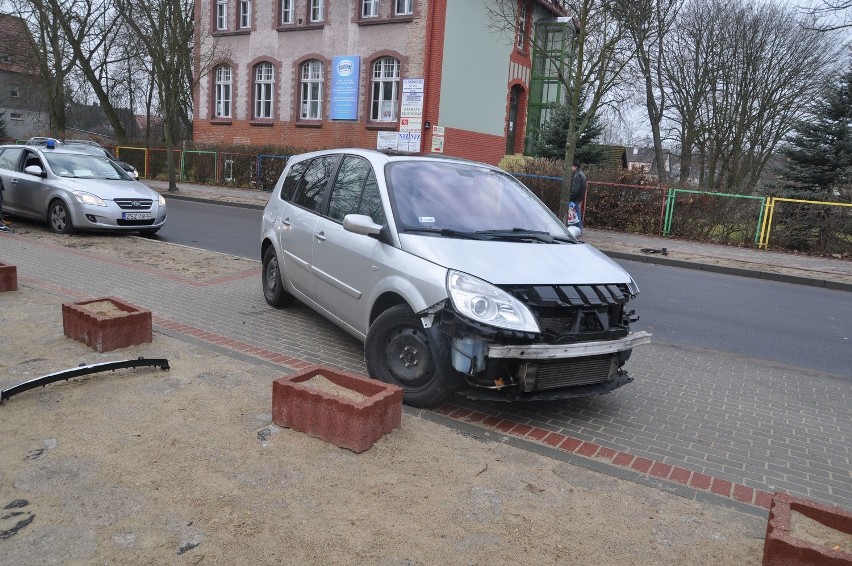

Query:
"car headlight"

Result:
[[71, 190, 106, 207], [158, 194, 166, 206], [447, 270, 540, 333]]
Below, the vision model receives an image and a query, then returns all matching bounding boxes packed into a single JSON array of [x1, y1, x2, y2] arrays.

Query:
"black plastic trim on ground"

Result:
[[1, 358, 170, 402]]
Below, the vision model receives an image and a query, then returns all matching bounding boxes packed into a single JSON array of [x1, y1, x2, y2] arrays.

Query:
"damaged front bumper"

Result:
[[486, 331, 652, 360]]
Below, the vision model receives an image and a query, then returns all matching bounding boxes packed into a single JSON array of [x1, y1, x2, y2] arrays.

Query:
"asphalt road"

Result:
[[158, 198, 851, 379], [155, 198, 262, 260]]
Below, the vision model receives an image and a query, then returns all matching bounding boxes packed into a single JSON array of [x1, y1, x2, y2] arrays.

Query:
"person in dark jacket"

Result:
[[570, 158, 587, 228]]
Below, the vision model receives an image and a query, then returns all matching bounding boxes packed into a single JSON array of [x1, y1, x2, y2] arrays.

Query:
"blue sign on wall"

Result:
[[330, 56, 361, 120]]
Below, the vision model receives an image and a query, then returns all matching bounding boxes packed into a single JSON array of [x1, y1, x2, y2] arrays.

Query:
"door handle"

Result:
[[314, 231, 326, 242], [281, 218, 291, 227]]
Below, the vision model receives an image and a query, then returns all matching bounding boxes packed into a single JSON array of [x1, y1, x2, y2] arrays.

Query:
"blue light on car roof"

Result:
[[46, 138, 56, 149]]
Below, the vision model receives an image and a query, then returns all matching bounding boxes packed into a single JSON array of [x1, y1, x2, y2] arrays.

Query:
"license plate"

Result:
[[123, 212, 151, 220]]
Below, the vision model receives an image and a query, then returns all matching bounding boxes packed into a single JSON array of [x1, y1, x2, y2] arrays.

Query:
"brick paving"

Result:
[[2, 189, 850, 515]]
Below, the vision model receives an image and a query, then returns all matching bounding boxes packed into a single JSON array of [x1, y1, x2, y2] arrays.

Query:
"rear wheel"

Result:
[[48, 200, 75, 234], [365, 304, 456, 407], [262, 246, 295, 307]]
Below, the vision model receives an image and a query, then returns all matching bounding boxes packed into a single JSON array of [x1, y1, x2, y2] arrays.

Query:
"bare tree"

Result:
[[41, 0, 132, 141], [116, 0, 194, 191], [6, 0, 79, 135], [800, 0, 852, 32], [487, 0, 634, 212], [612, 0, 682, 183], [665, 0, 841, 193]]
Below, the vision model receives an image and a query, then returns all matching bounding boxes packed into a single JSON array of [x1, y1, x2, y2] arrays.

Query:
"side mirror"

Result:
[[342, 213, 391, 244], [566, 225, 582, 239], [343, 214, 383, 236], [24, 165, 45, 178]]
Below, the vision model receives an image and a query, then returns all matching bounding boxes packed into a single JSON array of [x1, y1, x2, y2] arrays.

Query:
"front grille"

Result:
[[114, 198, 153, 210], [503, 283, 631, 340], [520, 355, 616, 391]]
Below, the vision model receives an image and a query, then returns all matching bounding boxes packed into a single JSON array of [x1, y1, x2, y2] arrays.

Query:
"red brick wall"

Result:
[[441, 128, 506, 165], [194, 120, 385, 153]]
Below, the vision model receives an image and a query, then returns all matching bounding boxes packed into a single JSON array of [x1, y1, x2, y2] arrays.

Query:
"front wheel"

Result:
[[365, 304, 456, 407], [48, 200, 76, 234], [262, 246, 295, 307]]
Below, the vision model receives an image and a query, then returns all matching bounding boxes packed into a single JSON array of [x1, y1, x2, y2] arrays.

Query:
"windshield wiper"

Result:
[[401, 227, 486, 240], [472, 228, 555, 243]]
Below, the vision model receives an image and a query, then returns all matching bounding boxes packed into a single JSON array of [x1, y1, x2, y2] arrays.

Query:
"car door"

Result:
[[12, 149, 49, 218], [311, 155, 386, 334], [0, 148, 27, 216], [273, 155, 339, 301]]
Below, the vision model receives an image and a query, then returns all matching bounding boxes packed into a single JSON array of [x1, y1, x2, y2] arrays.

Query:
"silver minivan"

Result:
[[260, 149, 650, 406]]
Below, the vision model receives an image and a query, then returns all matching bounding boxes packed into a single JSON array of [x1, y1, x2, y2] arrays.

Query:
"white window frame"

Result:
[[10, 112, 23, 120], [10, 87, 20, 98], [281, 0, 293, 23], [215, 65, 232, 118], [216, 0, 228, 30], [240, 0, 251, 28], [517, 3, 527, 49], [371, 57, 400, 122], [300, 60, 323, 120], [362, 0, 378, 18], [254, 63, 274, 119], [396, 0, 413, 15], [310, 0, 324, 22]]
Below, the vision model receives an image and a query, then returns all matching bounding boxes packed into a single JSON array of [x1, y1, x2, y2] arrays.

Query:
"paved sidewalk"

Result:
[[146, 180, 852, 292]]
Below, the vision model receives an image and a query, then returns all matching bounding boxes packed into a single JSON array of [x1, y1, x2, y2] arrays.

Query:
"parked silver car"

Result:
[[260, 149, 650, 406], [0, 143, 166, 235]]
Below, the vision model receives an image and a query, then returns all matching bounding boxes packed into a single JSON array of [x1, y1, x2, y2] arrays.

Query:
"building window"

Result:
[[300, 60, 323, 120], [214, 65, 232, 118], [281, 0, 293, 23], [310, 0, 324, 22], [517, 2, 527, 49], [362, 0, 378, 18], [371, 57, 400, 122], [254, 62, 274, 119], [10, 112, 22, 120], [396, 0, 413, 15], [10, 87, 19, 98], [240, 0, 251, 28], [216, 0, 227, 30]]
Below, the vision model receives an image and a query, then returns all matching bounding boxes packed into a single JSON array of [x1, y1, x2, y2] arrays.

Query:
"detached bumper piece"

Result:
[[1, 357, 170, 403], [456, 369, 633, 402]]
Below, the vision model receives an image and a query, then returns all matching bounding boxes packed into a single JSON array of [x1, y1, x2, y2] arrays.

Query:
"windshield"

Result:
[[386, 160, 568, 237], [44, 153, 130, 180]]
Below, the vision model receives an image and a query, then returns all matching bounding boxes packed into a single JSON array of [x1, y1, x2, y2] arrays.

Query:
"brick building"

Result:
[[193, 0, 574, 165], [0, 14, 49, 140]]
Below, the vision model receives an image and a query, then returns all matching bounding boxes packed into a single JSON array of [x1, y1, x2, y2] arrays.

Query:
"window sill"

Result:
[[249, 119, 275, 127], [356, 15, 414, 26], [276, 22, 325, 32], [295, 120, 322, 128], [212, 29, 251, 37], [210, 118, 232, 125], [365, 121, 398, 131]]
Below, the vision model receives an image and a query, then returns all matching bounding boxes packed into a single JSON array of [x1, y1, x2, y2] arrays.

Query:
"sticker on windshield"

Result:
[[418, 216, 435, 223]]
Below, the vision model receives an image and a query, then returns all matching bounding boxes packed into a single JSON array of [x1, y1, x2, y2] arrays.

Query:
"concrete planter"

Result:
[[62, 297, 153, 352], [0, 262, 17, 292], [272, 366, 403, 453], [763, 492, 852, 565]]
